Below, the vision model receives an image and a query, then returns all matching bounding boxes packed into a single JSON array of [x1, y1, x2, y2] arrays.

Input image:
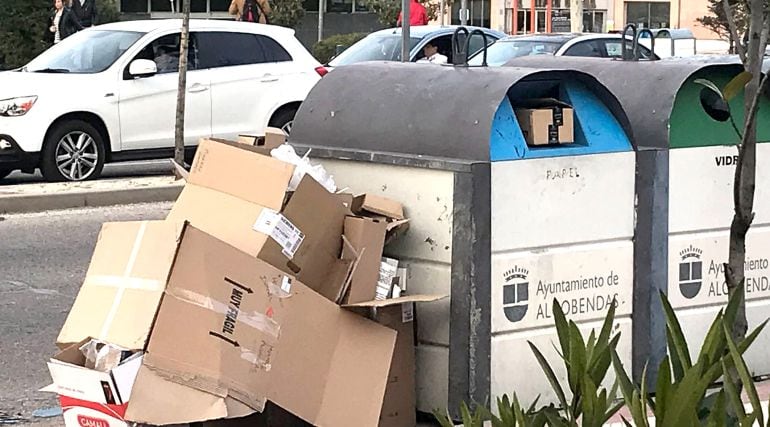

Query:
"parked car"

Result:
[[0, 19, 325, 182], [467, 33, 659, 66], [327, 25, 506, 68]]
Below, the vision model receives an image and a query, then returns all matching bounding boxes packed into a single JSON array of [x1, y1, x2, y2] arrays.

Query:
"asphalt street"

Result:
[[0, 202, 172, 425], [1, 160, 171, 185]]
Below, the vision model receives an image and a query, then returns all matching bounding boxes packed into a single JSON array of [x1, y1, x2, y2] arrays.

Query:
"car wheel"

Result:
[[269, 107, 298, 135], [41, 120, 106, 182]]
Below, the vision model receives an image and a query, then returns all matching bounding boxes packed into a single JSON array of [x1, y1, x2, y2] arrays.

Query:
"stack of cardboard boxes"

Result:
[[44, 132, 442, 427]]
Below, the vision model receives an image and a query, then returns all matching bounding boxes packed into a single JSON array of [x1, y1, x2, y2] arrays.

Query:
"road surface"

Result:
[[0, 202, 172, 425], [1, 160, 171, 186]]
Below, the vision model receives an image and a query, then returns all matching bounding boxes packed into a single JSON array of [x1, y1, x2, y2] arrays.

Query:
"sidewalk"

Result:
[[0, 176, 183, 214]]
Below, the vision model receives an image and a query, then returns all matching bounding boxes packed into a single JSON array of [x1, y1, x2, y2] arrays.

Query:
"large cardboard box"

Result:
[[514, 99, 574, 146], [345, 296, 443, 427], [48, 222, 398, 427], [167, 138, 353, 300]]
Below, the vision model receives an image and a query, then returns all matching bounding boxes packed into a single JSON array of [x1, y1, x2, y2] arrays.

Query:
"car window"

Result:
[[26, 30, 144, 74], [256, 35, 293, 62], [328, 35, 421, 66], [468, 32, 497, 57], [127, 33, 199, 75], [563, 40, 603, 57], [414, 34, 453, 62], [468, 40, 562, 66], [196, 32, 291, 69], [603, 40, 655, 59]]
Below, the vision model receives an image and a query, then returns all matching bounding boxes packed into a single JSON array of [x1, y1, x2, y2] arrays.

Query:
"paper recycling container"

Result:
[[511, 56, 770, 382], [288, 62, 637, 414]]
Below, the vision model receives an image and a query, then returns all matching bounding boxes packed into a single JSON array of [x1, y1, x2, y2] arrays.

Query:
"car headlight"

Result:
[[0, 96, 38, 117]]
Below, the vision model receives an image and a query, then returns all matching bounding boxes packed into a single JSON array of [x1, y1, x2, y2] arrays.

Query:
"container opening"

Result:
[[490, 75, 632, 161], [699, 87, 731, 122]]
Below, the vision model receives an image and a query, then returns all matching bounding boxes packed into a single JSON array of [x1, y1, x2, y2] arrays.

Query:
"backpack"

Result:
[[242, 0, 268, 24]]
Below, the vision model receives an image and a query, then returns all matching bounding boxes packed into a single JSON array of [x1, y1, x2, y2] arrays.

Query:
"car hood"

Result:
[[0, 70, 99, 99]]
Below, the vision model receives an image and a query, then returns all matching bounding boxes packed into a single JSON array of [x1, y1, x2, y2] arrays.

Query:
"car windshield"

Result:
[[468, 40, 563, 66], [329, 34, 422, 66], [25, 30, 144, 74]]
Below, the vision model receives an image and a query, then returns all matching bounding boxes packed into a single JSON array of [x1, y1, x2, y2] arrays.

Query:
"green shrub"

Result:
[[312, 32, 367, 64], [269, 0, 305, 29], [0, 0, 51, 69], [95, 0, 121, 25]]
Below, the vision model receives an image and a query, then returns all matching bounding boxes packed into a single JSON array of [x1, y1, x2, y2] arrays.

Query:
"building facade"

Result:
[[480, 0, 717, 39]]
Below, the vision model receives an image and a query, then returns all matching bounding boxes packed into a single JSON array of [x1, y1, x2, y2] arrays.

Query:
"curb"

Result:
[[0, 184, 183, 215]]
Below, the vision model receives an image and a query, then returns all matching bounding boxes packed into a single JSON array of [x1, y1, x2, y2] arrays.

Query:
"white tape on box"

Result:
[[253, 209, 305, 259]]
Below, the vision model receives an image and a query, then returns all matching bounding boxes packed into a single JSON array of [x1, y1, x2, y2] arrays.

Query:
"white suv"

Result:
[[0, 19, 324, 181]]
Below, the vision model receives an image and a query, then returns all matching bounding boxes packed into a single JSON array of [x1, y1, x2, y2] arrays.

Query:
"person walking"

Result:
[[397, 0, 429, 27], [71, 0, 97, 27], [48, 0, 83, 45], [229, 0, 271, 24]]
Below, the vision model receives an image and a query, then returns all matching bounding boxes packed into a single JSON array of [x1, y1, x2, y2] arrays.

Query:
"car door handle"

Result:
[[260, 74, 279, 83], [188, 83, 209, 93]]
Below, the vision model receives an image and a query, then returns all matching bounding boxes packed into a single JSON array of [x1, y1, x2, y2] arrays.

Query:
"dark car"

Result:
[[468, 33, 659, 66], [327, 25, 506, 68]]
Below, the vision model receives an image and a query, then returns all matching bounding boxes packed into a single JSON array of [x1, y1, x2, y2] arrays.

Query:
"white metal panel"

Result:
[[669, 144, 770, 234], [416, 345, 450, 413], [490, 152, 636, 252], [491, 320, 632, 406], [668, 226, 770, 375], [491, 241, 634, 334], [403, 261, 452, 346]]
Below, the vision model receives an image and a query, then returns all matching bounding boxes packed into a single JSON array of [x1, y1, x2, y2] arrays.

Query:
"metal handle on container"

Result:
[[465, 29, 489, 67], [452, 27, 470, 66]]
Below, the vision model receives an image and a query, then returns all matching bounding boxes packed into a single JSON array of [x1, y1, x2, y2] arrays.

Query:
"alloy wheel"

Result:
[[55, 131, 99, 181]]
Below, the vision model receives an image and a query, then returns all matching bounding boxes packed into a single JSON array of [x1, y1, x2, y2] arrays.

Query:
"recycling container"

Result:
[[510, 56, 770, 380], [289, 62, 636, 414]]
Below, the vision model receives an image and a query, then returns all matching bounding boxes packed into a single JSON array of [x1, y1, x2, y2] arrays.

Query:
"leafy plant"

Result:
[[527, 299, 623, 426], [611, 287, 768, 426], [95, 0, 121, 25], [436, 299, 624, 426], [312, 32, 367, 63], [269, 0, 305, 29]]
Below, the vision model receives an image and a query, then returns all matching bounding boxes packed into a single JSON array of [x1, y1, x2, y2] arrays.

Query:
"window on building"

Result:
[[625, 1, 670, 29]]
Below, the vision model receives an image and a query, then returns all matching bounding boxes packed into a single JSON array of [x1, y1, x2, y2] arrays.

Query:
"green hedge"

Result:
[[312, 32, 367, 64]]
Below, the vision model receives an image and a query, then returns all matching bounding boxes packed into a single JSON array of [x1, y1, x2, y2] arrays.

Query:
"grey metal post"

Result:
[[401, 0, 410, 62], [318, 0, 324, 42], [460, 0, 468, 25], [440, 0, 445, 25]]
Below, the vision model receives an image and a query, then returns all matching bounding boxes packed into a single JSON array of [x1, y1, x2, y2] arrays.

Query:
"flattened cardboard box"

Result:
[[168, 138, 352, 299], [57, 220, 183, 351], [146, 225, 397, 427], [51, 222, 397, 426]]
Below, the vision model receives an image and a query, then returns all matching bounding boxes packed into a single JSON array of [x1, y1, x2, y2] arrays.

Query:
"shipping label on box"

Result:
[[253, 208, 305, 259]]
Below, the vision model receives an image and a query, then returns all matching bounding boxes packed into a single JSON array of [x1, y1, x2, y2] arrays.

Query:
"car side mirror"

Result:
[[128, 59, 157, 78]]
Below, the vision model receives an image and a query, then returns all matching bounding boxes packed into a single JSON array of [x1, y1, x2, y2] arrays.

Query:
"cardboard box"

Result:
[[514, 99, 574, 146], [237, 127, 287, 150], [57, 221, 184, 351], [342, 217, 388, 305], [49, 222, 397, 427], [168, 138, 353, 300], [352, 194, 405, 221], [344, 296, 444, 427]]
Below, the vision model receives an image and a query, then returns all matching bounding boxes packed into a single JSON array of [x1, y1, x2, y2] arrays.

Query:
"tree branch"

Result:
[[723, 0, 747, 61]]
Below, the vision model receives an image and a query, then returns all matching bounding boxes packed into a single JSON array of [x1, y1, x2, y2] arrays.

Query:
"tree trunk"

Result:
[[724, 0, 767, 344], [174, 0, 191, 166]]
